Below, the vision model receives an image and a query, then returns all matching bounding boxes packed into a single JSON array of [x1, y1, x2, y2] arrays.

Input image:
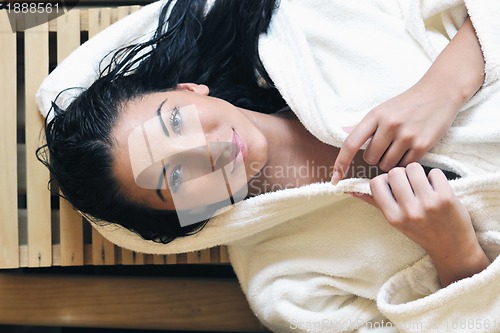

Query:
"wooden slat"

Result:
[[90, 228, 116, 265], [48, 5, 143, 31], [87, 7, 116, 265], [144, 254, 154, 264], [0, 12, 19, 269], [56, 8, 81, 80], [24, 13, 52, 267], [153, 255, 165, 265], [116, 5, 142, 20], [220, 245, 230, 263], [49, 8, 88, 32], [121, 249, 145, 265], [187, 249, 211, 264], [166, 254, 177, 264], [55, 9, 85, 267], [0, 273, 267, 332], [88, 7, 111, 35], [59, 203, 84, 265]]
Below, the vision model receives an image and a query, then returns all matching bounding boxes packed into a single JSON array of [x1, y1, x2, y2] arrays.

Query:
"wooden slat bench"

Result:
[[0, 5, 266, 331]]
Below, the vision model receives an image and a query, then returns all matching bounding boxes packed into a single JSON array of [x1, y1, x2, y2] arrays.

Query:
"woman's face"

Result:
[[112, 83, 268, 223]]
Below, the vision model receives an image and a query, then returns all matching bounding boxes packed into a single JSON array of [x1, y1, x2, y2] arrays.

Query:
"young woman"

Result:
[[37, 0, 499, 331]]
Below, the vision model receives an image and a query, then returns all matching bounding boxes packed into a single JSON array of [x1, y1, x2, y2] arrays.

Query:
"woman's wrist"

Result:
[[417, 17, 485, 111], [428, 240, 491, 287]]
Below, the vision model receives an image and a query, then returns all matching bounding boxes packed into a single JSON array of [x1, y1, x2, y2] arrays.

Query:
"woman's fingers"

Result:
[[404, 162, 434, 197], [332, 117, 378, 184], [363, 128, 394, 166], [377, 141, 408, 171], [369, 173, 400, 217], [398, 147, 428, 167], [386, 167, 416, 206], [427, 168, 455, 197], [373, 135, 430, 171], [370, 163, 440, 225]]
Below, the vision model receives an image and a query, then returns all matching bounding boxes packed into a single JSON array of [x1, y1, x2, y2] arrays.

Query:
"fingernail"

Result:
[[331, 171, 341, 185]]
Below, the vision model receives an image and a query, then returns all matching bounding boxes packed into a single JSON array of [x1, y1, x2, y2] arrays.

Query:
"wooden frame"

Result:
[[0, 6, 266, 331], [0, 273, 265, 332]]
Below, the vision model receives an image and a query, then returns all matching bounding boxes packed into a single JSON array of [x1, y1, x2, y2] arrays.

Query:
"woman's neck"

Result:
[[242, 109, 381, 196]]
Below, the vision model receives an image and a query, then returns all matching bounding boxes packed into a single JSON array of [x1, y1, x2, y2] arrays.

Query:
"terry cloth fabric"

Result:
[[36, 0, 500, 332]]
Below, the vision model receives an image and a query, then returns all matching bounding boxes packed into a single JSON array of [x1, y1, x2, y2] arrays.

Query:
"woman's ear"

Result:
[[176, 83, 210, 96]]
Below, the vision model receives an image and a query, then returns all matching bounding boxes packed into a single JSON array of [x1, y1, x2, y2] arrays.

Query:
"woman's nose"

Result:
[[169, 143, 211, 162], [173, 143, 229, 168], [207, 142, 232, 170], [169, 141, 231, 170]]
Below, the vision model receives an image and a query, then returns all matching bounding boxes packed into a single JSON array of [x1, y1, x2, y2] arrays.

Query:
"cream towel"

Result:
[[36, 0, 500, 332]]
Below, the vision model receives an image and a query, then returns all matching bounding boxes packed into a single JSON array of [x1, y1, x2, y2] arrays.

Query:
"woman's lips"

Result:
[[234, 130, 247, 159], [210, 130, 247, 173], [231, 134, 240, 161]]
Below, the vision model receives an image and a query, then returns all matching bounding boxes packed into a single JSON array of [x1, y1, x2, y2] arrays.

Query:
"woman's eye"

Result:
[[169, 165, 182, 193], [170, 106, 182, 134]]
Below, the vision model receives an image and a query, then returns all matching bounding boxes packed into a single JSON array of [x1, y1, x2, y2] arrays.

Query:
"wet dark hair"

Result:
[[37, 0, 286, 243]]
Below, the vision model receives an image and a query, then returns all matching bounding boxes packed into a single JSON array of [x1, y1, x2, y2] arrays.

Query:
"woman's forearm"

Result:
[[418, 17, 485, 108], [416, 18, 489, 287], [427, 240, 491, 288], [361, 164, 492, 289], [332, 18, 486, 180]]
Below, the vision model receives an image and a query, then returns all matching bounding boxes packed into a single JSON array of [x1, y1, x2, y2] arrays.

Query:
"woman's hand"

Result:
[[353, 163, 490, 287], [336, 82, 461, 173], [331, 18, 485, 185]]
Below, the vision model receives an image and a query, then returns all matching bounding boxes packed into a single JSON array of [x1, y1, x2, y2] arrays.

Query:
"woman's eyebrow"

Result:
[[156, 162, 169, 202], [156, 98, 169, 137]]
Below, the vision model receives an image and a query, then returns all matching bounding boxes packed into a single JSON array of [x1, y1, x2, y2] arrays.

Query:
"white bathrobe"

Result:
[[36, 0, 500, 332]]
